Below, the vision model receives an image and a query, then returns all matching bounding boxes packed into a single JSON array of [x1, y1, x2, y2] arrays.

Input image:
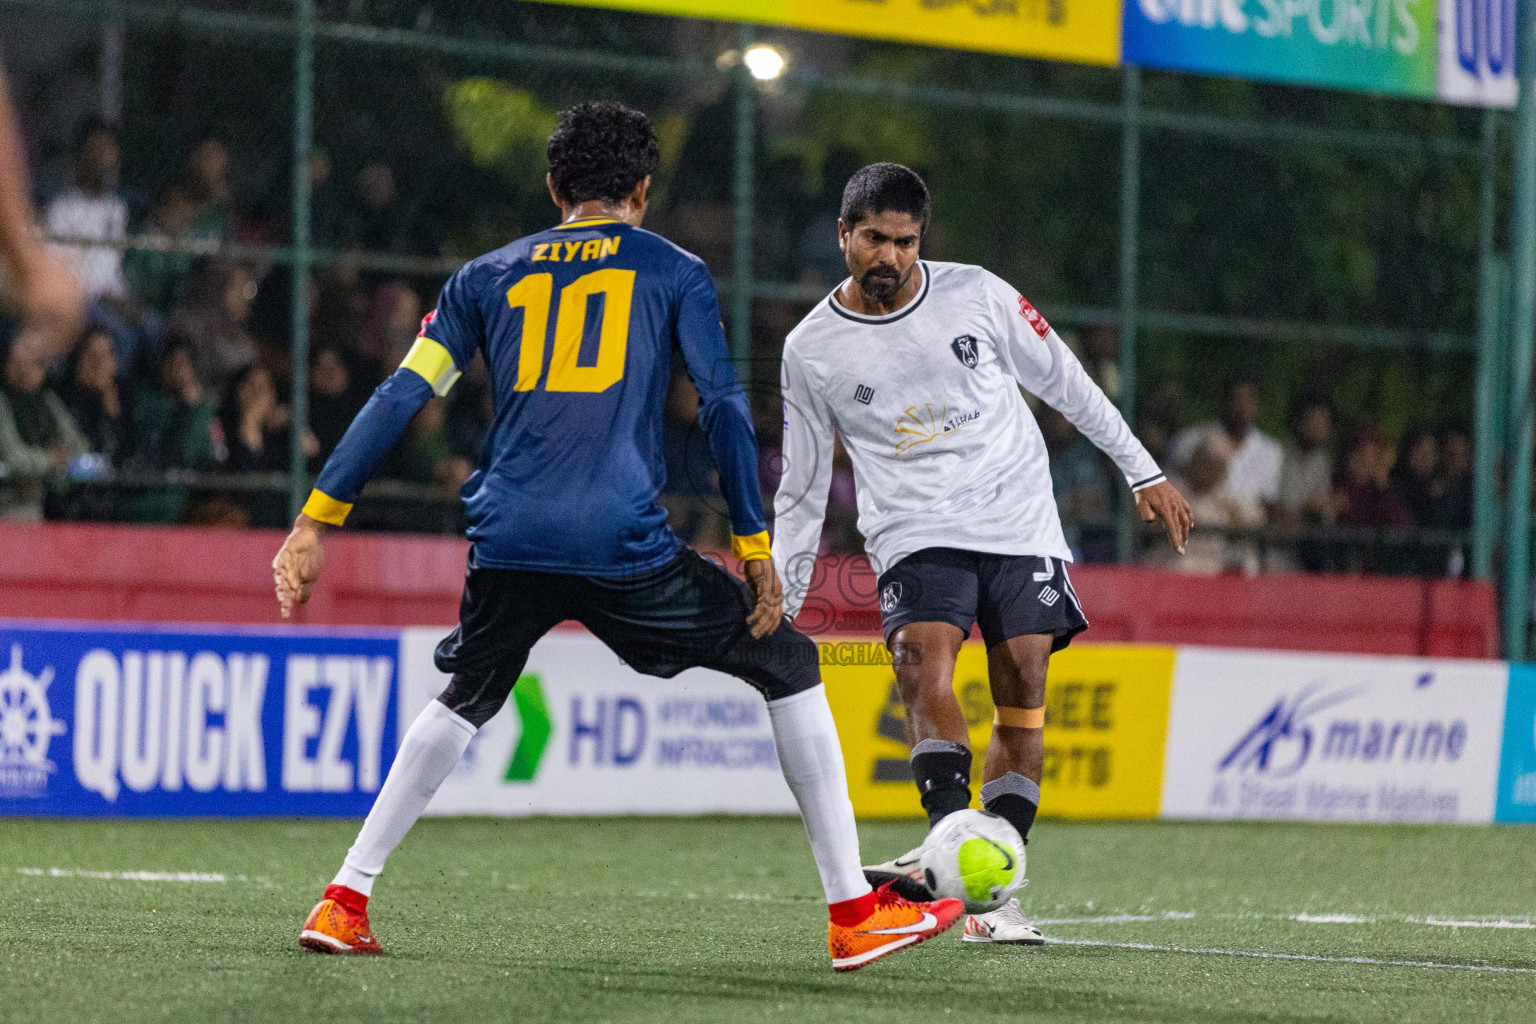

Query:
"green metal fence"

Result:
[[3, 0, 1523, 648]]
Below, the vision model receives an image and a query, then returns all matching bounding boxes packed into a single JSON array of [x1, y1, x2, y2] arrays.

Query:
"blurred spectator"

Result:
[[357, 279, 422, 382], [1042, 406, 1113, 560], [1136, 378, 1185, 467], [1336, 428, 1411, 536], [125, 187, 197, 314], [122, 339, 218, 523], [165, 257, 259, 396], [42, 121, 128, 302], [60, 329, 129, 465], [0, 341, 88, 521], [1435, 427, 1473, 530], [1169, 375, 1282, 513], [1275, 395, 1337, 526], [338, 162, 434, 258], [1164, 432, 1264, 574], [386, 397, 472, 490], [1075, 324, 1121, 406], [1391, 427, 1440, 527], [1392, 426, 1448, 575], [309, 346, 366, 462], [308, 149, 343, 248], [221, 363, 315, 473], [182, 138, 231, 240]]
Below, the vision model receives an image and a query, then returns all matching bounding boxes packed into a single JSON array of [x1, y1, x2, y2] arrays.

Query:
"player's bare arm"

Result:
[[0, 59, 83, 358], [273, 514, 327, 619], [1135, 478, 1193, 555]]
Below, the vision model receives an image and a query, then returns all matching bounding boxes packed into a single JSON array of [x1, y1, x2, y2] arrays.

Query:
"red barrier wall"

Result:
[[0, 522, 1499, 657]]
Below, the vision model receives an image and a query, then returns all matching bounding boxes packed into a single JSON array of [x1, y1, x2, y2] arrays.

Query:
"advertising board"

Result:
[[1161, 647, 1508, 823], [0, 621, 401, 816]]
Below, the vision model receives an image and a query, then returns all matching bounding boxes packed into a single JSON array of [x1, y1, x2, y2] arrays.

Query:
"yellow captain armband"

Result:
[[301, 488, 353, 527], [400, 337, 463, 397], [732, 531, 772, 562]]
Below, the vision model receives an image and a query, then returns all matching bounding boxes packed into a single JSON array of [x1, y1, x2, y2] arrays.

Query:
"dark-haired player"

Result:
[[276, 105, 962, 970], [772, 163, 1191, 944]]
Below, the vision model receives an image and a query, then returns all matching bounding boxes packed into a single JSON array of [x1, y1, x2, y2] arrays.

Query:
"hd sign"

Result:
[[398, 629, 797, 817]]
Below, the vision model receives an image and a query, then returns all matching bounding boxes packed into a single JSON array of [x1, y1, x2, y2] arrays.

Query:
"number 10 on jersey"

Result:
[[506, 269, 635, 393]]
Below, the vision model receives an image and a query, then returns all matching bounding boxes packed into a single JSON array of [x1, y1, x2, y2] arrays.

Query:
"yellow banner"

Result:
[[821, 642, 1175, 819], [531, 0, 1120, 68]]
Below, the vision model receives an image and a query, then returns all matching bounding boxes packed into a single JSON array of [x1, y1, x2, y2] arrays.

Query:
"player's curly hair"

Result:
[[546, 101, 660, 206], [840, 163, 931, 235]]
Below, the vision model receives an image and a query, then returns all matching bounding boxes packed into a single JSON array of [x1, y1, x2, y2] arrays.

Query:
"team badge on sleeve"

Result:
[[417, 309, 437, 337], [1018, 297, 1050, 339]]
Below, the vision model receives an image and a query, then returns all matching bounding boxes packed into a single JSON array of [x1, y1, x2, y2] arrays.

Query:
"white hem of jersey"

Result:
[[826, 263, 929, 323], [874, 537, 1075, 577]]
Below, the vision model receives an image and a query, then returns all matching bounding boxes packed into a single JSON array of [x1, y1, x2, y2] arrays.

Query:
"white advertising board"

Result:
[[399, 628, 797, 816], [1161, 647, 1508, 824]]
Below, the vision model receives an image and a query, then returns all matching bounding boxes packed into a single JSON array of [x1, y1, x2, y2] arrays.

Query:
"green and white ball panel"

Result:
[[919, 809, 1027, 913]]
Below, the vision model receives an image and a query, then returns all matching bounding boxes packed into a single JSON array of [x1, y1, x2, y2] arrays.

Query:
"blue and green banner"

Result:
[[1118, 0, 1512, 105]]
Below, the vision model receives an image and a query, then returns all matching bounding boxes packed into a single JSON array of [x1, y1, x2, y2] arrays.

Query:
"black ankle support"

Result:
[[910, 739, 972, 826], [981, 772, 1041, 844]]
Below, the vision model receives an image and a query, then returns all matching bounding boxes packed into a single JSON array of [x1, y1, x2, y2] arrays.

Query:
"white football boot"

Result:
[[962, 897, 1045, 945], [864, 844, 924, 884]]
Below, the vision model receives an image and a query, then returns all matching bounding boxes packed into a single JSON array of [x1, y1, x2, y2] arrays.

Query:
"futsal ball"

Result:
[[919, 809, 1025, 913]]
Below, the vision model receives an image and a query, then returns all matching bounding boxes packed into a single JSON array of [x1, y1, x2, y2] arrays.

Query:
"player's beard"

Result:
[[857, 263, 910, 304]]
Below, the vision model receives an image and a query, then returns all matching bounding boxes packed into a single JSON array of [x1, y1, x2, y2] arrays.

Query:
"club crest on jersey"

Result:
[[950, 335, 979, 369], [880, 582, 903, 614], [1018, 297, 1050, 339]]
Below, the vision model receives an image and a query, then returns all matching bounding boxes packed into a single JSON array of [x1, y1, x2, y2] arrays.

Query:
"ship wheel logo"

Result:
[[0, 644, 67, 796]]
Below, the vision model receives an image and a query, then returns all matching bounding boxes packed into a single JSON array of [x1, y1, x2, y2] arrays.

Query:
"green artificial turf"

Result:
[[0, 817, 1532, 1023]]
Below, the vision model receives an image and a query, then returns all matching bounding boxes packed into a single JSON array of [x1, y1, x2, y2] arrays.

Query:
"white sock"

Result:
[[332, 699, 476, 896], [768, 685, 873, 906]]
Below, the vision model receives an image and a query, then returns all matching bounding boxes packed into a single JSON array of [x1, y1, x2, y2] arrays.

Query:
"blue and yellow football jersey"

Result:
[[303, 217, 768, 575]]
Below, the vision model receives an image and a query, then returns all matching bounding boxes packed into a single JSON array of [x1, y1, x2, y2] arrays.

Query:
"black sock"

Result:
[[981, 772, 1041, 844], [909, 739, 971, 826]]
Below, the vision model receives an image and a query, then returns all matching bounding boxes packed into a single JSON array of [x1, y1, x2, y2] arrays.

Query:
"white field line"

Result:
[[1045, 936, 1536, 974], [16, 867, 235, 883], [1033, 910, 1536, 931]]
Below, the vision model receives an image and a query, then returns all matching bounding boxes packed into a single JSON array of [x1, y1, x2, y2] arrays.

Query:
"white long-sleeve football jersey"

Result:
[[772, 261, 1163, 620]]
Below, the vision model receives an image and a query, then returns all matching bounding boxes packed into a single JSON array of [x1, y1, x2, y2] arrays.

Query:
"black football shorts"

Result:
[[432, 548, 820, 723], [875, 547, 1088, 651]]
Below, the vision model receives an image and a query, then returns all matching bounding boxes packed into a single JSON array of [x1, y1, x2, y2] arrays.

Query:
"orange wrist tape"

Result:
[[993, 705, 1045, 729]]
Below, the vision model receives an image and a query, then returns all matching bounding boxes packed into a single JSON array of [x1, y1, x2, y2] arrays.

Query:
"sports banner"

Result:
[[825, 642, 1176, 819], [527, 0, 1122, 67], [1120, 0, 1514, 106], [1161, 647, 1509, 823], [0, 621, 401, 816], [399, 629, 798, 816]]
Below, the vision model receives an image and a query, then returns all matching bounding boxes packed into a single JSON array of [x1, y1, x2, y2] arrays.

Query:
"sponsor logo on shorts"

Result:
[[880, 582, 903, 614], [854, 383, 875, 405], [1038, 586, 1061, 608], [950, 335, 979, 368]]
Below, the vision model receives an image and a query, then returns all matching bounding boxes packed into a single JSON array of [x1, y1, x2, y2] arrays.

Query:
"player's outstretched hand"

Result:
[[273, 515, 326, 619], [1135, 479, 1193, 555], [743, 557, 784, 639]]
